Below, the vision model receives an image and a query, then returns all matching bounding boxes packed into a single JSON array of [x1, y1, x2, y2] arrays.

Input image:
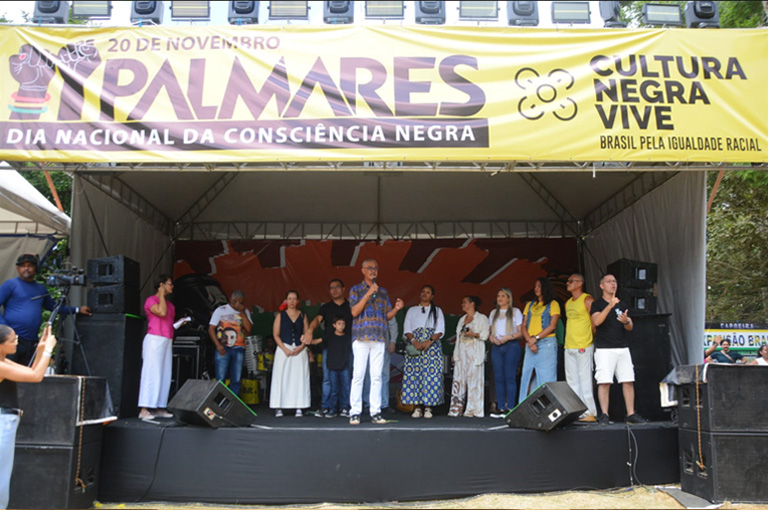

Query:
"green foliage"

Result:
[[35, 239, 71, 333], [19, 170, 73, 215], [706, 171, 768, 322], [620, 1, 766, 28]]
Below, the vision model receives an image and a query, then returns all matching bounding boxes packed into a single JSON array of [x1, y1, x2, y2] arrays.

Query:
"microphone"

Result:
[[371, 278, 377, 300]]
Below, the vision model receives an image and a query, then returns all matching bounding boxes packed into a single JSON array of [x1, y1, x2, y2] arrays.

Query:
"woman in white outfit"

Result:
[[751, 344, 768, 365], [270, 290, 310, 417], [138, 275, 175, 420], [448, 295, 489, 418]]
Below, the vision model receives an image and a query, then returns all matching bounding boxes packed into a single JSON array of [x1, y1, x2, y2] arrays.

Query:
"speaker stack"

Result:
[[9, 376, 112, 509], [73, 255, 145, 418], [676, 364, 768, 503], [505, 382, 586, 431], [606, 258, 657, 315]]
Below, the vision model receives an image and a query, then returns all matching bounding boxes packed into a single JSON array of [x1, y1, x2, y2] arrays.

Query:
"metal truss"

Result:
[[173, 172, 240, 239], [3, 160, 766, 173], [173, 220, 574, 241], [78, 173, 173, 235], [517, 173, 581, 237]]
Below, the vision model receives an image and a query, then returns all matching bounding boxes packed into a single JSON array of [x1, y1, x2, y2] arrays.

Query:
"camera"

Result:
[[46, 268, 86, 287], [461, 325, 470, 333]]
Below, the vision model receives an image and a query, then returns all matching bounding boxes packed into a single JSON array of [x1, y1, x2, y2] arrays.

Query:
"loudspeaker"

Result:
[[608, 314, 672, 422], [677, 364, 768, 433], [9, 439, 102, 509], [607, 258, 658, 290], [621, 287, 657, 315], [16, 376, 110, 445], [87, 284, 140, 315], [168, 379, 257, 428], [505, 382, 586, 431], [86, 255, 140, 286], [71, 314, 146, 418], [679, 428, 768, 503]]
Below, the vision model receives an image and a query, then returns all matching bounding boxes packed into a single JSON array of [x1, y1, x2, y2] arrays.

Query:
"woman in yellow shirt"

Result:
[[520, 277, 560, 401]]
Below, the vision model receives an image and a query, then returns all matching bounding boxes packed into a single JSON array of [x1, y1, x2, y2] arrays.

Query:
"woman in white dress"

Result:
[[448, 295, 489, 417], [270, 290, 310, 417]]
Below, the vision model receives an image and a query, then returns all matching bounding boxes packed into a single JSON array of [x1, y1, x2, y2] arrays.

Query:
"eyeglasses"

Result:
[[363, 266, 379, 271], [567, 279, 582, 283]]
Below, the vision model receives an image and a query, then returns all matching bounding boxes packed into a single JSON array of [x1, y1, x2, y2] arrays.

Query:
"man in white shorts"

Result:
[[590, 274, 647, 425]]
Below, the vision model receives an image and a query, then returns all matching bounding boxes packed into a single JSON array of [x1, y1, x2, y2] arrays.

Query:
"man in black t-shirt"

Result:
[[590, 274, 647, 425], [304, 279, 353, 418]]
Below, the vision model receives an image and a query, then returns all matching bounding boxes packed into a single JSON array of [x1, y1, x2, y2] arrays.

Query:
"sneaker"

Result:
[[598, 413, 610, 425], [295, 409, 303, 417], [411, 408, 423, 419], [325, 410, 337, 418], [371, 414, 387, 425], [349, 414, 361, 425], [314, 409, 327, 418], [626, 413, 648, 424], [275, 409, 284, 418], [423, 408, 433, 419], [340, 409, 350, 418], [489, 412, 505, 419]]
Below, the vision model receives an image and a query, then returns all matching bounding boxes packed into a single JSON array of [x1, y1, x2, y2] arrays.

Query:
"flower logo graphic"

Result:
[[515, 67, 577, 122]]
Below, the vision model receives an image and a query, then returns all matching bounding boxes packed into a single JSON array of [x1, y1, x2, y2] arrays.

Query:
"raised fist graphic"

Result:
[[9, 44, 55, 92], [57, 39, 101, 80]]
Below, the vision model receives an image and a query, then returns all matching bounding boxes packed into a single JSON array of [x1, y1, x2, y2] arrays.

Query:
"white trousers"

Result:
[[138, 333, 173, 409], [564, 344, 598, 417], [350, 340, 385, 416]]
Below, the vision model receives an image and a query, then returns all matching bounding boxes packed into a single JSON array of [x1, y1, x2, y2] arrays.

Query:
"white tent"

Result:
[[0, 166, 70, 283]]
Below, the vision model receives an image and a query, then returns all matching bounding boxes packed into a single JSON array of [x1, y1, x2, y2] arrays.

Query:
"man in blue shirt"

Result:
[[348, 258, 403, 425], [0, 254, 91, 365]]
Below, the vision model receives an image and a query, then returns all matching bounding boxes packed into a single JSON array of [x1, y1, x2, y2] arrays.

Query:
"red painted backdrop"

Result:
[[174, 239, 579, 315]]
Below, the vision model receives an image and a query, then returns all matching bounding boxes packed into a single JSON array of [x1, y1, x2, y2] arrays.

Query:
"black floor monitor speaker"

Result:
[[505, 382, 586, 431], [86, 255, 140, 287], [168, 379, 257, 428], [72, 313, 146, 418], [679, 428, 768, 503], [677, 365, 768, 433]]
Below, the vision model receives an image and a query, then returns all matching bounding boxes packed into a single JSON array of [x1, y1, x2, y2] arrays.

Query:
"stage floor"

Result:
[[99, 406, 679, 504]]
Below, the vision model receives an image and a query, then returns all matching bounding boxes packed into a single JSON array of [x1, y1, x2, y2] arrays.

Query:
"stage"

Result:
[[99, 409, 679, 504]]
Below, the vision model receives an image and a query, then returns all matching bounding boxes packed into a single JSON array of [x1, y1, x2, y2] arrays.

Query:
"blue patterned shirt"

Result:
[[349, 280, 391, 343]]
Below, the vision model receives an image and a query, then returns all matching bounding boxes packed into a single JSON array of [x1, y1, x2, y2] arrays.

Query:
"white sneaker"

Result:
[[295, 409, 303, 417]]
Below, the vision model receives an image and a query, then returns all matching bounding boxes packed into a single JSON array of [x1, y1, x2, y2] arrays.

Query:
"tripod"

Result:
[[29, 285, 91, 376]]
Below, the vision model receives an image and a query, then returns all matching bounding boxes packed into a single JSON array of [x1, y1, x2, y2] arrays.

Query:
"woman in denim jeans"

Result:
[[0, 324, 56, 509], [519, 277, 561, 402], [488, 288, 523, 418]]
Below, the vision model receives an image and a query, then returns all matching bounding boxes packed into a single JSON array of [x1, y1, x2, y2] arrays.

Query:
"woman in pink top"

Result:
[[138, 275, 176, 420]]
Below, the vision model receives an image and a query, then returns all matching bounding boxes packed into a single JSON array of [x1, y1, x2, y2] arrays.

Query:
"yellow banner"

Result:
[[0, 25, 766, 163]]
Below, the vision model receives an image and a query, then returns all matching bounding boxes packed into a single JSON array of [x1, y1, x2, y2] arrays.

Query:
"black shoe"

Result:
[[371, 414, 387, 425], [349, 414, 361, 425], [325, 410, 337, 418], [314, 409, 327, 418], [598, 413, 611, 425], [340, 409, 350, 418], [626, 413, 648, 424]]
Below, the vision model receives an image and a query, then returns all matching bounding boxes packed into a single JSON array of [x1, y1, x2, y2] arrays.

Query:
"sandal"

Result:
[[424, 408, 433, 419], [411, 407, 423, 418]]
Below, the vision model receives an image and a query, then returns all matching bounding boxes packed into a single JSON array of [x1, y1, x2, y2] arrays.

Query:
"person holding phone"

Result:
[[590, 274, 647, 425], [0, 323, 56, 509]]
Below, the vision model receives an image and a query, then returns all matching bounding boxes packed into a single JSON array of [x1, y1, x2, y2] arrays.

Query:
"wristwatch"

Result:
[[534, 334, 539, 340]]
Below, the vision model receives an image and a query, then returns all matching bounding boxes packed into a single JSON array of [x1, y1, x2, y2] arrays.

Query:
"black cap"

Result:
[[16, 254, 38, 267]]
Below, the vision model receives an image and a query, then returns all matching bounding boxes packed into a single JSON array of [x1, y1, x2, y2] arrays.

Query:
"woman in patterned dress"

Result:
[[401, 285, 445, 419], [448, 295, 490, 417]]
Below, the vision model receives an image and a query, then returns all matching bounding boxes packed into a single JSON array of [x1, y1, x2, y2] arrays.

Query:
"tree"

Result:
[[20, 170, 74, 215], [620, 1, 767, 28], [706, 171, 768, 322]]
